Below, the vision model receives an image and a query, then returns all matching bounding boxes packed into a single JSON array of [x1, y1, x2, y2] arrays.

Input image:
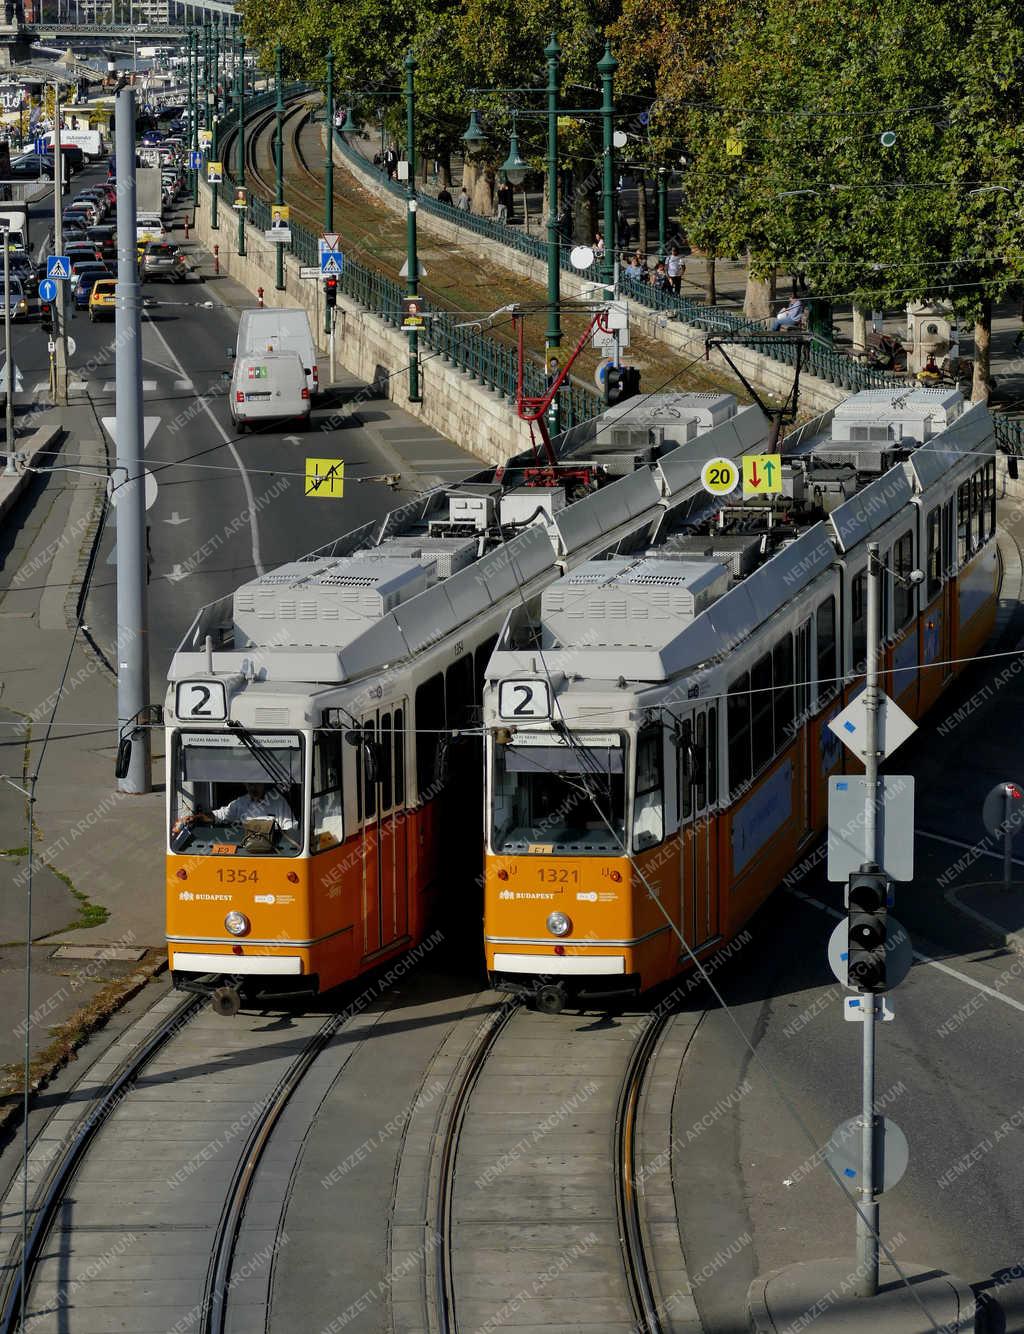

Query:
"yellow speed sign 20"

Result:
[[700, 456, 740, 496]]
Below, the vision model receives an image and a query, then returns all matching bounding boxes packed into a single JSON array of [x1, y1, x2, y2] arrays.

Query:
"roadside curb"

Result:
[[0, 422, 65, 527]]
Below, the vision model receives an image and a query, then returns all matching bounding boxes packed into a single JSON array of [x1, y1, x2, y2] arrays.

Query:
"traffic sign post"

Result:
[[188, 149, 202, 171]]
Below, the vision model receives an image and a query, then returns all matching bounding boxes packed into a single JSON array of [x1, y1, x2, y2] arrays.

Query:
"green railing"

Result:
[[215, 96, 603, 430], [995, 415, 1024, 457]]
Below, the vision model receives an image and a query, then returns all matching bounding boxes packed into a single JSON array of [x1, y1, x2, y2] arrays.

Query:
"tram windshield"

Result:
[[490, 733, 626, 854], [171, 731, 304, 856]]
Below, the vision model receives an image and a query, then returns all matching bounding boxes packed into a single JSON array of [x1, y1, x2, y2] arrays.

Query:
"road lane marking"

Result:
[[174, 378, 194, 390], [140, 314, 264, 576], [918, 828, 1024, 868], [786, 886, 1024, 1016]]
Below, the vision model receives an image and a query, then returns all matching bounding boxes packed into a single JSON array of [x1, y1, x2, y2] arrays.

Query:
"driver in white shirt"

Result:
[[200, 783, 298, 831]]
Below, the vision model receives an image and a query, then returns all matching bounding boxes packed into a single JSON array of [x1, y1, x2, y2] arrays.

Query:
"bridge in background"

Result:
[[26, 2, 237, 38]]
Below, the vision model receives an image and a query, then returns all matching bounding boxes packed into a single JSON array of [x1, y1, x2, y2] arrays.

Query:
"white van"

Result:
[[230, 350, 310, 430], [236, 307, 320, 398]]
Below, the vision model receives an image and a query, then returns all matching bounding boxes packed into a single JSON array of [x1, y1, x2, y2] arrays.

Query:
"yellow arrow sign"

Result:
[[742, 453, 783, 496], [305, 457, 345, 498]]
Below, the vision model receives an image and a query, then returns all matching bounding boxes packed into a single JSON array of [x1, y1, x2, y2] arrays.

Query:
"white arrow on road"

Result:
[[164, 511, 190, 526], [282, 435, 303, 446], [0, 359, 24, 393], [164, 564, 190, 583], [101, 416, 162, 452]]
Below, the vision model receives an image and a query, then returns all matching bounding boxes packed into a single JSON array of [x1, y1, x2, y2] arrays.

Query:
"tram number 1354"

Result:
[[498, 679, 552, 719]]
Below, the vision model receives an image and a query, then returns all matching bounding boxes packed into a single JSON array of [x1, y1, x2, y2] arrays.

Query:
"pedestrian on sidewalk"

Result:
[[457, 186, 471, 212], [652, 260, 668, 291], [437, 185, 453, 206], [495, 180, 513, 226], [593, 231, 604, 259], [666, 245, 685, 296], [623, 253, 644, 282], [383, 145, 398, 180]]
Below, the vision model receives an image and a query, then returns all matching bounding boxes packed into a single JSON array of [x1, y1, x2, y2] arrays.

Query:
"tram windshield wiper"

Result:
[[226, 720, 295, 800]]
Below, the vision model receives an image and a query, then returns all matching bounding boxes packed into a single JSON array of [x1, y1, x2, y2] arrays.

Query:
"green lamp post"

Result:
[[404, 50, 421, 403], [236, 36, 246, 257], [657, 168, 667, 260], [274, 42, 285, 291], [190, 28, 199, 211], [597, 39, 617, 294], [324, 51, 335, 335], [544, 33, 561, 430]]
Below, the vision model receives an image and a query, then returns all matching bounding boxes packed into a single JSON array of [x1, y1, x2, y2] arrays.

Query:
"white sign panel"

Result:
[[828, 689, 917, 764], [826, 774, 915, 881], [498, 679, 552, 720], [176, 680, 228, 721]]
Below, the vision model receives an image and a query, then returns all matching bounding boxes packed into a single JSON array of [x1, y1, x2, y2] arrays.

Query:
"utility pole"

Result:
[[52, 83, 68, 405], [236, 36, 245, 257], [597, 39, 617, 295], [544, 34, 561, 392], [190, 29, 199, 213], [657, 168, 667, 260], [113, 87, 151, 795], [2, 235, 14, 477], [855, 539, 882, 1295], [274, 42, 284, 291], [404, 49, 420, 403]]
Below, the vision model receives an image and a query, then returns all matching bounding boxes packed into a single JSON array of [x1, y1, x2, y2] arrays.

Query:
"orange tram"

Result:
[[482, 388, 999, 1012], [162, 392, 771, 1008]]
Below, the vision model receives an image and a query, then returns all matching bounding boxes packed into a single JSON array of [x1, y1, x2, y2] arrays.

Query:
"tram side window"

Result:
[[773, 635, 795, 747], [393, 707, 406, 806], [678, 717, 693, 819], [312, 732, 344, 853], [972, 471, 984, 548], [816, 598, 837, 706], [727, 674, 752, 798], [985, 460, 997, 541], [362, 722, 376, 819], [694, 713, 707, 811], [795, 621, 811, 723], [707, 706, 718, 808], [750, 653, 774, 773], [380, 714, 394, 811], [633, 725, 664, 850], [851, 572, 867, 670], [415, 674, 445, 798], [957, 481, 970, 564], [926, 508, 942, 599], [446, 655, 474, 728], [893, 532, 915, 630]]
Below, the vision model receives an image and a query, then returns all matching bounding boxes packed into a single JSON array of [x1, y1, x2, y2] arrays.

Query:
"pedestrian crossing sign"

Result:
[[46, 255, 70, 280], [305, 457, 344, 498], [320, 252, 343, 276]]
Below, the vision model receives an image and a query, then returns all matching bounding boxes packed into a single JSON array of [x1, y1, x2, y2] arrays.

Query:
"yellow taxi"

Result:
[[89, 279, 117, 322]]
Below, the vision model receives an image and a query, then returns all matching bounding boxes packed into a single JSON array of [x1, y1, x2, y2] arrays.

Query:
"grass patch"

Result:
[[47, 865, 110, 931], [0, 846, 28, 857]]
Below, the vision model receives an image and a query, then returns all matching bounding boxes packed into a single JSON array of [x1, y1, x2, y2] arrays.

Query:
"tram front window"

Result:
[[491, 736, 626, 854], [171, 731, 304, 856]]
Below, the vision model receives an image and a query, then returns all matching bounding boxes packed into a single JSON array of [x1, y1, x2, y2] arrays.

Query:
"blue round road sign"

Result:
[[39, 278, 57, 303]]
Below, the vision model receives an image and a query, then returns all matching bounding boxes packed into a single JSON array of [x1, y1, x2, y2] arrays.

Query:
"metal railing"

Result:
[[214, 99, 603, 430]]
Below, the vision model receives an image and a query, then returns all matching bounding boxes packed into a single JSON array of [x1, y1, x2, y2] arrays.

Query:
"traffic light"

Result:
[[324, 276, 338, 308], [39, 301, 53, 333], [604, 364, 640, 407], [846, 866, 890, 992]]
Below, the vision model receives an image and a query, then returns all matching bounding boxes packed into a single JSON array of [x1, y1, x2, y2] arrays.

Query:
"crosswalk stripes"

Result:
[[173, 378, 194, 390], [101, 380, 157, 392]]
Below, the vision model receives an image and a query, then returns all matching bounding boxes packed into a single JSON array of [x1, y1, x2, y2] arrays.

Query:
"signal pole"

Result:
[[855, 540, 882, 1295], [52, 82, 68, 405], [113, 87, 151, 795]]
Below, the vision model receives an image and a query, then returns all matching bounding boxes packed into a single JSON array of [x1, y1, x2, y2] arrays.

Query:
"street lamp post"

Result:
[[544, 34, 561, 378], [210, 89, 218, 229], [274, 43, 284, 291], [404, 50, 420, 403], [598, 40, 617, 294], [324, 50, 334, 232], [236, 36, 245, 257], [657, 168, 667, 260]]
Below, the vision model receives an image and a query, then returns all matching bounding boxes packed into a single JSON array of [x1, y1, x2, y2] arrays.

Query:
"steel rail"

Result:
[[614, 1011, 673, 1334], [0, 993, 204, 1334]]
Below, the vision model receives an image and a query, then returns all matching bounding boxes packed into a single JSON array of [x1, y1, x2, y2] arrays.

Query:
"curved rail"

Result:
[[434, 1003, 517, 1334], [0, 994, 204, 1334], [202, 1009, 348, 1334], [615, 1011, 673, 1334]]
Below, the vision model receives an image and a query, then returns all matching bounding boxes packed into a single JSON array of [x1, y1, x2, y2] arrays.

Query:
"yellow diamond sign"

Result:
[[305, 457, 344, 498], [742, 454, 782, 496]]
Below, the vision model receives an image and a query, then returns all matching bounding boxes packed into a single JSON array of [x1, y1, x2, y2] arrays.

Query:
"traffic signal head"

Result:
[[324, 276, 338, 308], [39, 301, 53, 333], [604, 364, 640, 407], [846, 867, 890, 992]]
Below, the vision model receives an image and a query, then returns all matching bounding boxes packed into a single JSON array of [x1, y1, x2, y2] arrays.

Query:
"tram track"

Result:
[[0, 987, 379, 1333]]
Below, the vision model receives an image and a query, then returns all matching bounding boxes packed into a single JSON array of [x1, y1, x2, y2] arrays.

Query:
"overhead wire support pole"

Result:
[[598, 39, 617, 296], [324, 49, 334, 337], [3, 234, 14, 476], [52, 81, 68, 405], [544, 34, 561, 358], [210, 16, 220, 229], [274, 42, 284, 291], [855, 540, 882, 1296], [113, 86, 152, 795], [404, 49, 421, 403]]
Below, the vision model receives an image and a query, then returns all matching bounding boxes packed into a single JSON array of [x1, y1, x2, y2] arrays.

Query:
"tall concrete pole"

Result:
[[2, 237, 14, 477], [598, 40, 617, 295], [114, 88, 151, 795], [274, 42, 284, 291], [52, 82, 68, 405], [236, 36, 245, 257], [404, 50, 420, 403]]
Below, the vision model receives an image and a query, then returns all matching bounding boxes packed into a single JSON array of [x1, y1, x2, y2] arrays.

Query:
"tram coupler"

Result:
[[210, 985, 242, 1018]]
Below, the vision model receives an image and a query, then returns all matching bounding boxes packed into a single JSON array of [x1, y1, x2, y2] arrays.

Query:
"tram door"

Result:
[[678, 707, 719, 955], [356, 704, 409, 959]]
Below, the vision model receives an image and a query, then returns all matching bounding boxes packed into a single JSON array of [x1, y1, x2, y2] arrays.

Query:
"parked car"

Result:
[[89, 279, 117, 321], [8, 155, 53, 180], [0, 275, 29, 320], [140, 241, 189, 282], [85, 227, 117, 261]]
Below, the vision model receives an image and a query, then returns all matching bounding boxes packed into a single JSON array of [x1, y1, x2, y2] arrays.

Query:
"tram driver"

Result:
[[198, 782, 298, 831]]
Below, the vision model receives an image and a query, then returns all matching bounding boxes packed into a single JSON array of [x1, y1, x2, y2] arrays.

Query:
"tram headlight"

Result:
[[546, 911, 572, 938], [224, 911, 250, 937]]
